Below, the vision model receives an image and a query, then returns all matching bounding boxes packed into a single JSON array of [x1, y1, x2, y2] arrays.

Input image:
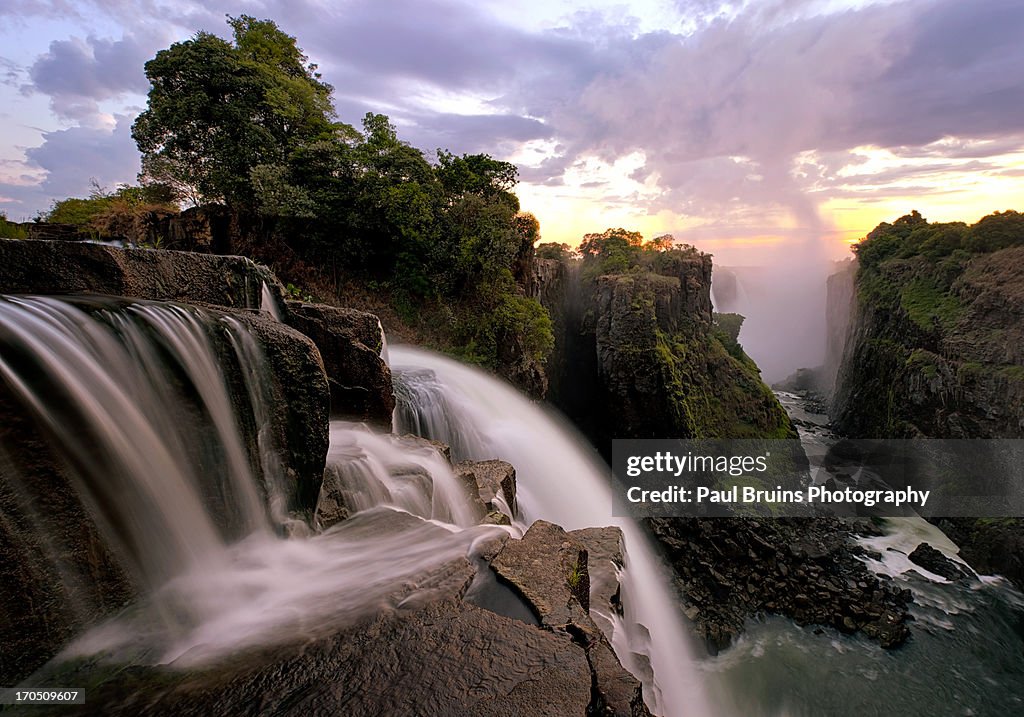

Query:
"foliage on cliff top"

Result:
[[851, 210, 1024, 334], [576, 227, 704, 281], [45, 182, 178, 233], [130, 15, 551, 377], [853, 210, 1024, 269]]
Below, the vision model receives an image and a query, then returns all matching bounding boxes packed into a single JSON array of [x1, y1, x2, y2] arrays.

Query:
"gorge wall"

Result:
[[827, 211, 1024, 589], [531, 250, 794, 457], [831, 213, 1024, 439]]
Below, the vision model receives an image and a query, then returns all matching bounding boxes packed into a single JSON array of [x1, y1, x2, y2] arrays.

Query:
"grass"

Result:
[[0, 216, 27, 239], [899, 278, 964, 332]]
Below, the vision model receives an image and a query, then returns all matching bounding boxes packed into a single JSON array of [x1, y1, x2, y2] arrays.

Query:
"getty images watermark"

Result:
[[611, 439, 1024, 518]]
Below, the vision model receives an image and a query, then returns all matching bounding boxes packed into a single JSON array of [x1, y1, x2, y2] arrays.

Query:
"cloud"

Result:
[[27, 113, 139, 195], [26, 33, 156, 123]]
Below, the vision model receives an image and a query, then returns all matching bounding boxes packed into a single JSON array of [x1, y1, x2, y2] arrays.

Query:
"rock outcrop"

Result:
[[646, 516, 913, 652], [932, 518, 1024, 589], [829, 212, 1024, 587], [26, 547, 596, 717], [491, 521, 649, 717], [455, 459, 517, 524], [285, 301, 394, 427], [907, 542, 975, 582], [539, 251, 793, 455], [0, 239, 285, 313]]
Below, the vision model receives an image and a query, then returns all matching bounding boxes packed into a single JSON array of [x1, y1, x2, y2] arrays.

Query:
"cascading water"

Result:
[[0, 296, 271, 587], [390, 344, 715, 717], [1, 296, 505, 672]]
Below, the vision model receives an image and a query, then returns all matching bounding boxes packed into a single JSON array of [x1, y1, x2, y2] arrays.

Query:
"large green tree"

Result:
[[132, 16, 339, 206]]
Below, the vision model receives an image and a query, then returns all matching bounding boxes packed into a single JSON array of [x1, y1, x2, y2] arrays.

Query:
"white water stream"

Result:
[[391, 344, 714, 717]]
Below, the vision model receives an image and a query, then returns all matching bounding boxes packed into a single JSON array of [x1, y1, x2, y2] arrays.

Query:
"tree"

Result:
[[132, 16, 340, 206]]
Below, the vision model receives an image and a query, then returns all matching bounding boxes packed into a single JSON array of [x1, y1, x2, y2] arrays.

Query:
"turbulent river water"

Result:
[[701, 392, 1024, 717]]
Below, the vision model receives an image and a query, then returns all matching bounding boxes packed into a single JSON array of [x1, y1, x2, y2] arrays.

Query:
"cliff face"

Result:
[[829, 212, 1024, 589], [822, 259, 856, 400], [833, 239, 1024, 439], [537, 252, 792, 454]]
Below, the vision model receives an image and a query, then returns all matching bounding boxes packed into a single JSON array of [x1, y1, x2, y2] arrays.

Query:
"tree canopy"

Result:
[[131, 16, 551, 372], [132, 16, 338, 206]]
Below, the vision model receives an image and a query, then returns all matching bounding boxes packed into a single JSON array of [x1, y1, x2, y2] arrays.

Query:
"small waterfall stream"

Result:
[[391, 344, 714, 717]]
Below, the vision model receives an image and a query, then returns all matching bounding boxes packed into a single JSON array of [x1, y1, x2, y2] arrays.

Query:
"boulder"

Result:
[[394, 434, 452, 464], [214, 307, 330, 514], [933, 518, 1024, 589], [0, 238, 285, 313], [285, 301, 394, 428], [492, 520, 591, 626], [907, 542, 975, 582], [491, 521, 648, 716], [455, 459, 517, 524], [569, 527, 625, 633]]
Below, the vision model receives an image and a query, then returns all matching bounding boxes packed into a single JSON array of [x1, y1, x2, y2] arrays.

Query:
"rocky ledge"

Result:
[[647, 516, 913, 652]]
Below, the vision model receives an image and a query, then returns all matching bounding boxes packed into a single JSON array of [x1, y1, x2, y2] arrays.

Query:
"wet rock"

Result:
[[284, 301, 394, 428], [646, 516, 912, 653], [490, 521, 649, 716], [0, 302, 329, 684], [568, 526, 624, 634], [907, 542, 975, 582], [209, 307, 330, 515], [0, 238, 284, 312], [492, 520, 591, 626], [455, 460, 517, 516], [34, 598, 594, 717], [0, 389, 134, 686], [394, 434, 453, 465], [932, 518, 1024, 590]]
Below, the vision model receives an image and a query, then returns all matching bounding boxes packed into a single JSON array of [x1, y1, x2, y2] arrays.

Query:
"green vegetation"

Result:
[[853, 209, 1024, 269], [0, 212, 27, 239], [838, 209, 1024, 437], [126, 15, 550, 374], [577, 227, 701, 280], [899, 278, 964, 332], [566, 558, 586, 591], [44, 182, 178, 242]]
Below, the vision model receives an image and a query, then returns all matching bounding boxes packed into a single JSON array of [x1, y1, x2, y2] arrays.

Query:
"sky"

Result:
[[1, 0, 1023, 270]]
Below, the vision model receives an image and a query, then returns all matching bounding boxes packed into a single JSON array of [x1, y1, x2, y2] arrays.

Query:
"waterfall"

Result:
[[391, 344, 714, 717], [1, 295, 510, 672], [3, 294, 713, 715], [260, 282, 283, 321], [0, 296, 274, 587]]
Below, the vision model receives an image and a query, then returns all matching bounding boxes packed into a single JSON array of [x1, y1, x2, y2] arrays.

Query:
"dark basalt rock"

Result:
[[0, 388, 134, 687], [455, 459, 517, 525], [23, 514, 641, 717], [0, 238, 285, 312], [646, 516, 912, 653], [931, 518, 1024, 589], [284, 301, 395, 428], [26, 598, 594, 717], [907, 542, 975, 582], [213, 307, 330, 515], [491, 521, 649, 717]]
